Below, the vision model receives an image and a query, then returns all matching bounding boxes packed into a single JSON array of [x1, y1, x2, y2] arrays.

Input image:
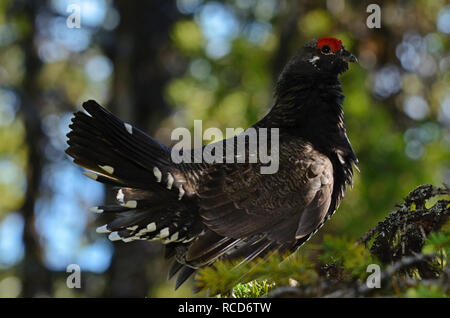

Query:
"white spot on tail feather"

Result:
[[121, 200, 137, 208], [108, 231, 121, 241], [126, 225, 138, 231], [83, 171, 98, 180], [160, 227, 170, 238], [96, 225, 110, 234], [170, 232, 179, 241], [99, 165, 114, 174], [167, 173, 174, 190], [147, 223, 156, 232], [162, 232, 179, 244], [124, 123, 133, 134], [153, 167, 162, 182], [182, 236, 196, 243], [136, 228, 150, 236], [89, 206, 103, 214]]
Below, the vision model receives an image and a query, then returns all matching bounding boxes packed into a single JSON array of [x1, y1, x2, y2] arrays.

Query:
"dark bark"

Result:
[[18, 0, 52, 297], [271, 0, 301, 82], [103, 0, 182, 130]]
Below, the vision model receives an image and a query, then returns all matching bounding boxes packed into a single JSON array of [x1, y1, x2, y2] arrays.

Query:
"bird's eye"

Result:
[[321, 45, 331, 54]]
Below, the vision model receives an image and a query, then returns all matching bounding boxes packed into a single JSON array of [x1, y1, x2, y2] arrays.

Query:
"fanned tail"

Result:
[[65, 100, 204, 288]]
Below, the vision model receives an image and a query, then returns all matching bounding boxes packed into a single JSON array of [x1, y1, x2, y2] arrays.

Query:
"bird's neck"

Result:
[[258, 75, 357, 186], [259, 76, 349, 153]]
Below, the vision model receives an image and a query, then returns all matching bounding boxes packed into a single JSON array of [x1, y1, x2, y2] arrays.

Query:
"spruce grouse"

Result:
[[66, 37, 358, 289]]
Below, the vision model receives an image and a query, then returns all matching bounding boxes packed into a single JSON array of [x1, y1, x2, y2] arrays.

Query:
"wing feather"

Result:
[[185, 139, 334, 266]]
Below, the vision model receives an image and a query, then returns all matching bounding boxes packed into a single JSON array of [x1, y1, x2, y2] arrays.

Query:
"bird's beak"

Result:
[[340, 48, 358, 63]]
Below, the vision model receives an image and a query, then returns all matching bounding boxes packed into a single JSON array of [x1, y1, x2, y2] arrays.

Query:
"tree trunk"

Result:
[[19, 0, 52, 297]]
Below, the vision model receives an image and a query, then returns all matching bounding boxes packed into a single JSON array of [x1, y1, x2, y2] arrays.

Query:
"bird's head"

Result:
[[280, 37, 358, 81]]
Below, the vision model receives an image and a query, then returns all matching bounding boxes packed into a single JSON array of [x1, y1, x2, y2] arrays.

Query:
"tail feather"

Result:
[[66, 100, 189, 198], [89, 204, 130, 214], [82, 171, 125, 187], [175, 266, 196, 290], [185, 230, 242, 267], [168, 261, 184, 280], [67, 143, 157, 189], [82, 100, 170, 168], [66, 100, 204, 283]]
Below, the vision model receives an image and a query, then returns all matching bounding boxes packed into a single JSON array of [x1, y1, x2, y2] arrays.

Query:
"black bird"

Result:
[[66, 37, 358, 289]]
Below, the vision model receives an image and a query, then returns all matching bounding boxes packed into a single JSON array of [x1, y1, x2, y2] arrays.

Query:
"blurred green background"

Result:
[[0, 0, 448, 297]]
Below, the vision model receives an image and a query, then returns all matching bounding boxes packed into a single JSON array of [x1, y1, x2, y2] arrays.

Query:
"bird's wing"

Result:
[[186, 139, 334, 265]]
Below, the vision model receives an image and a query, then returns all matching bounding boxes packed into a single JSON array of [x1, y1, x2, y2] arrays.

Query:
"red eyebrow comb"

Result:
[[317, 37, 342, 52]]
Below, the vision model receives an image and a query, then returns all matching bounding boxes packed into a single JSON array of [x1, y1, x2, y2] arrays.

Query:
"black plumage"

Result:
[[65, 37, 358, 289]]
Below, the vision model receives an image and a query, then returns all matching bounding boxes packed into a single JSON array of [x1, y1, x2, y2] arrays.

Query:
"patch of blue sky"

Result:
[[36, 161, 108, 272], [77, 238, 113, 273], [244, 20, 272, 44], [196, 2, 240, 59], [372, 64, 402, 99], [0, 213, 24, 269], [437, 5, 450, 34], [0, 88, 19, 127]]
